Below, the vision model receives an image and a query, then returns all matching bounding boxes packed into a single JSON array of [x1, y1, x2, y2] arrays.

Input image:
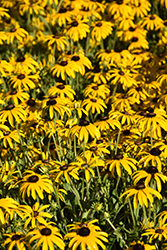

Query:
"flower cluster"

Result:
[[1, 0, 167, 250]]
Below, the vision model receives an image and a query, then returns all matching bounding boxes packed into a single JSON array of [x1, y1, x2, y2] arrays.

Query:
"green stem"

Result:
[[69, 177, 83, 211], [128, 198, 136, 227], [106, 218, 128, 248], [142, 204, 149, 229], [115, 129, 121, 155]]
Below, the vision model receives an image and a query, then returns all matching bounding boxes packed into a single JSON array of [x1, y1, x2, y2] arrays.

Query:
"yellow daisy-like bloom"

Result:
[[45, 34, 68, 51], [1, 129, 23, 149], [65, 219, 108, 250], [109, 109, 137, 125], [51, 7, 72, 26], [48, 83, 76, 100], [50, 161, 79, 183], [20, 202, 52, 229], [0, 104, 26, 127], [84, 83, 110, 99], [141, 14, 164, 30], [106, 154, 137, 177], [128, 36, 149, 50], [110, 68, 137, 90], [70, 120, 100, 143], [3, 232, 32, 250], [120, 182, 162, 209], [4, 89, 29, 105], [126, 241, 155, 250], [28, 222, 65, 250], [32, 151, 57, 173], [110, 93, 136, 112], [138, 148, 163, 172], [132, 166, 167, 192], [6, 25, 28, 43], [142, 221, 167, 243], [19, 0, 45, 16], [95, 116, 121, 132], [131, 0, 151, 18], [9, 69, 40, 91], [82, 0, 106, 13], [91, 21, 113, 42], [70, 53, 92, 75], [71, 100, 88, 119], [9, 54, 39, 72], [108, 0, 132, 19], [82, 96, 107, 114], [67, 18, 90, 41], [16, 170, 53, 200], [51, 59, 79, 80], [0, 7, 10, 19], [0, 198, 19, 225]]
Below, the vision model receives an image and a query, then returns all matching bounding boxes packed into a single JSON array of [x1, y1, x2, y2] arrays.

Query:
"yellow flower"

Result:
[[120, 182, 162, 209], [141, 14, 164, 30], [126, 241, 155, 250], [0, 198, 19, 225], [6, 25, 28, 43], [4, 89, 29, 105], [48, 83, 76, 100], [83, 96, 107, 114], [28, 222, 65, 250], [45, 34, 68, 51], [3, 232, 32, 250], [91, 21, 113, 42], [142, 221, 167, 242], [65, 219, 108, 250], [19, 0, 45, 16], [70, 120, 100, 143], [16, 170, 53, 200], [67, 18, 90, 41]]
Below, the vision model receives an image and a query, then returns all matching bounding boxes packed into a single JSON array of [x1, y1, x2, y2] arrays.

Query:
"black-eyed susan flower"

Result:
[[70, 53, 92, 75], [48, 83, 76, 100], [142, 221, 167, 242], [3, 232, 32, 250], [50, 161, 79, 183], [131, 0, 151, 18], [45, 34, 68, 51], [109, 109, 137, 125], [132, 166, 167, 192], [4, 89, 29, 105], [51, 7, 72, 26], [16, 170, 53, 200], [65, 219, 108, 250], [0, 198, 19, 224], [138, 148, 163, 172], [28, 222, 65, 250], [9, 69, 40, 91], [71, 100, 88, 118], [108, 0, 132, 19], [128, 36, 149, 50], [10, 54, 39, 72], [82, 96, 107, 114], [84, 83, 110, 99], [32, 151, 57, 172], [126, 241, 155, 250], [83, 0, 106, 13], [1, 129, 23, 149], [106, 154, 137, 177], [95, 116, 121, 132], [91, 21, 113, 42], [86, 65, 111, 84], [67, 18, 90, 41], [6, 25, 28, 43], [0, 104, 26, 127], [51, 59, 79, 80], [141, 14, 164, 31], [19, 0, 45, 16], [20, 202, 52, 229], [70, 120, 100, 143], [120, 182, 162, 209]]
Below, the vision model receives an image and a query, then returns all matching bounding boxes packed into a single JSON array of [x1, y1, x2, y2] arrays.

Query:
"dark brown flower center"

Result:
[[123, 129, 130, 135], [158, 53, 164, 58], [92, 85, 98, 90], [33, 211, 38, 216], [11, 234, 22, 241], [57, 84, 65, 89], [10, 28, 17, 32], [59, 7, 67, 13], [145, 107, 154, 113], [60, 61, 68, 66], [42, 159, 49, 163], [146, 112, 156, 117], [78, 227, 90, 236], [131, 37, 138, 42], [27, 99, 36, 106], [105, 49, 111, 53], [155, 229, 164, 234], [90, 146, 97, 151], [17, 74, 25, 79], [118, 71, 125, 75], [114, 154, 123, 160], [136, 87, 142, 91], [96, 139, 103, 144], [71, 56, 80, 61], [79, 120, 89, 126], [146, 166, 158, 174], [4, 131, 10, 136], [150, 147, 161, 156], [96, 22, 102, 27], [60, 164, 69, 170], [52, 35, 60, 39], [40, 228, 52, 236], [133, 244, 144, 250], [100, 116, 108, 121], [135, 183, 145, 190], [150, 15, 155, 20], [16, 56, 25, 62], [5, 104, 15, 110], [47, 99, 57, 106], [164, 21, 167, 26], [94, 67, 101, 73], [129, 26, 136, 32], [90, 98, 97, 102], [28, 175, 39, 183], [10, 90, 17, 95], [71, 21, 78, 27], [116, 0, 123, 4], [49, 143, 55, 150]]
